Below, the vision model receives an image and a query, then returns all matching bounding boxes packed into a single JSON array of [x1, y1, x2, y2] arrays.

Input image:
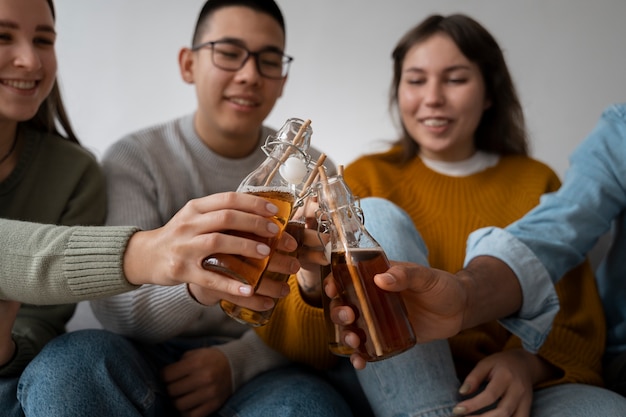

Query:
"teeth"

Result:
[[3, 80, 36, 90], [230, 98, 256, 106], [423, 119, 449, 127]]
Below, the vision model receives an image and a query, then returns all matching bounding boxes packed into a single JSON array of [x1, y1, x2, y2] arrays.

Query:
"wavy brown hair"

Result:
[[388, 14, 528, 163]]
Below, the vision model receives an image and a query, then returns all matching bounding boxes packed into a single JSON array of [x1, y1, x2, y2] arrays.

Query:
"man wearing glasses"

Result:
[[16, 1, 346, 417]]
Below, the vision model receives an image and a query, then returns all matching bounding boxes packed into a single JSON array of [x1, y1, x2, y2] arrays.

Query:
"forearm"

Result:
[[0, 220, 138, 304], [459, 256, 522, 330]]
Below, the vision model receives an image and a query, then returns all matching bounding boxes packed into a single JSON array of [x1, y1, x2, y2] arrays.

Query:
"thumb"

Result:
[[373, 262, 427, 292], [373, 263, 413, 292]]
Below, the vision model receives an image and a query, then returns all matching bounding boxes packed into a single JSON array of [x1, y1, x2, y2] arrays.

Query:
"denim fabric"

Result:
[[467, 103, 626, 355], [466, 228, 560, 354], [357, 195, 626, 416], [530, 383, 626, 416], [16, 329, 352, 417], [0, 377, 23, 417], [358, 197, 459, 417]]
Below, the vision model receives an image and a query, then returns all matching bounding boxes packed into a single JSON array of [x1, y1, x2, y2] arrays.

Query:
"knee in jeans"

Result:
[[21, 330, 129, 383]]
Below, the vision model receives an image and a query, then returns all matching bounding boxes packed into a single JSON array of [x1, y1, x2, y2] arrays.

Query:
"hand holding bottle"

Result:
[[316, 169, 416, 361]]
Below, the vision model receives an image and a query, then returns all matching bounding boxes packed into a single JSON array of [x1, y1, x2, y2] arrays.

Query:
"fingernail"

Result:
[[257, 244, 270, 256], [379, 273, 396, 284], [458, 383, 471, 395], [239, 285, 252, 295], [280, 283, 290, 297], [452, 406, 467, 415], [289, 259, 300, 274], [338, 309, 349, 323], [266, 203, 278, 214], [263, 298, 275, 309], [266, 222, 279, 234]]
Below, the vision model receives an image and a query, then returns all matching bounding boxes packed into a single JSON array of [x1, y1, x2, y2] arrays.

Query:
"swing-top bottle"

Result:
[[202, 118, 312, 322], [316, 174, 416, 361]]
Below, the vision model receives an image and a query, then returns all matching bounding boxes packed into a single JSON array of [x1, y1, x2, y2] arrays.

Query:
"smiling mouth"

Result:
[[422, 118, 450, 127], [229, 97, 258, 107], [2, 80, 37, 90]]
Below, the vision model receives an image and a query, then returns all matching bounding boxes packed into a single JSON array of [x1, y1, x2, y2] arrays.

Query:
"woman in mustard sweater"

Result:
[[257, 13, 626, 417]]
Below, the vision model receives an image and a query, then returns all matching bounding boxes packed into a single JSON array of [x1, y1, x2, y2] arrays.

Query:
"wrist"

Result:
[[123, 230, 150, 285], [515, 348, 561, 384], [457, 256, 522, 330]]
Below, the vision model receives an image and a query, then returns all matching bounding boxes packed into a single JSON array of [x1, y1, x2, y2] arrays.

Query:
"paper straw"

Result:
[[298, 153, 326, 198], [318, 167, 383, 356]]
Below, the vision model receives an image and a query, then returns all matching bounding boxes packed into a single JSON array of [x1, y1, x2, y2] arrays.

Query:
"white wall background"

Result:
[[54, 0, 626, 178]]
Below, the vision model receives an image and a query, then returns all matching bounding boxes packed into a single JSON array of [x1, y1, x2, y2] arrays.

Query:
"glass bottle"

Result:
[[203, 118, 313, 324], [221, 193, 311, 326], [316, 173, 416, 361], [320, 263, 355, 356]]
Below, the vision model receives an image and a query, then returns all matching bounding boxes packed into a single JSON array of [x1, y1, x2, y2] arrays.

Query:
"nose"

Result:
[[234, 54, 262, 83], [423, 80, 445, 106], [13, 42, 42, 71]]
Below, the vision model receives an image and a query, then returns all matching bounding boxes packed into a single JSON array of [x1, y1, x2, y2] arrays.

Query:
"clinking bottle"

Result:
[[316, 172, 416, 361], [203, 118, 313, 325]]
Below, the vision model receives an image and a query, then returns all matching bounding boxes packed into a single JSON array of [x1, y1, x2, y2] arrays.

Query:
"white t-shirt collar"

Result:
[[419, 151, 500, 177]]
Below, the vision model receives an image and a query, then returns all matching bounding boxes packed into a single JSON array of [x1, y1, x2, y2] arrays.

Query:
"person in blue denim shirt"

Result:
[[332, 103, 626, 400], [467, 102, 626, 396]]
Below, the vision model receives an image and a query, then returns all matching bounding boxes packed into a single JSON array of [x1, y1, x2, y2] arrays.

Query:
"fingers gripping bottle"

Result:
[[221, 195, 311, 327], [202, 118, 313, 325], [316, 171, 416, 361]]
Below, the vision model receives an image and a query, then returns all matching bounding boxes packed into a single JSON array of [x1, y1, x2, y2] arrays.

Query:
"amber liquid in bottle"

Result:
[[203, 189, 295, 288], [331, 248, 416, 361], [220, 219, 304, 326]]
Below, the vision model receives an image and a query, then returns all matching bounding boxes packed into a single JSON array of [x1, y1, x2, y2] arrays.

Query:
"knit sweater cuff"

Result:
[[215, 329, 290, 392], [64, 226, 140, 298]]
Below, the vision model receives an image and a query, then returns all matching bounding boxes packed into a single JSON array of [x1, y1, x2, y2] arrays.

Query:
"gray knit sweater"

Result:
[[92, 113, 333, 391]]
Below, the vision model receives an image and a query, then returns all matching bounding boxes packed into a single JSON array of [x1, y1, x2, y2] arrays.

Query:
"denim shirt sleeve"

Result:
[[465, 102, 626, 353], [465, 227, 559, 353]]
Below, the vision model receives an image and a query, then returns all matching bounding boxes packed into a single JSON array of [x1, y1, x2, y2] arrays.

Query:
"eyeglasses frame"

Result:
[[191, 39, 294, 80]]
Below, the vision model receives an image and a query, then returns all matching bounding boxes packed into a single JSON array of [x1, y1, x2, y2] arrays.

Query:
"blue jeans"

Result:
[[359, 197, 459, 417], [358, 197, 626, 417], [0, 377, 23, 417], [16, 329, 352, 417], [531, 383, 626, 416]]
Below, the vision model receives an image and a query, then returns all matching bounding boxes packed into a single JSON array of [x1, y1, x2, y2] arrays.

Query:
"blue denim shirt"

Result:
[[465, 103, 626, 354]]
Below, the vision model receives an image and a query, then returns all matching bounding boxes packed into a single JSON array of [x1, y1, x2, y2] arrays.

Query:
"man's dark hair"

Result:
[[192, 0, 286, 45]]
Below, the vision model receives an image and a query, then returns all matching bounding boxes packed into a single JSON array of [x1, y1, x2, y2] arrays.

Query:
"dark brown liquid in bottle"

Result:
[[331, 248, 416, 361], [321, 263, 355, 356]]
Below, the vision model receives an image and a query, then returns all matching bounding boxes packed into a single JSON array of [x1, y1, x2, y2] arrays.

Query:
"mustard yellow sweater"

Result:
[[257, 147, 605, 387]]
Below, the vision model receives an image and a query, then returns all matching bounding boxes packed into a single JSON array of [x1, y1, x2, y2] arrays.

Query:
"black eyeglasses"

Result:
[[191, 40, 293, 80]]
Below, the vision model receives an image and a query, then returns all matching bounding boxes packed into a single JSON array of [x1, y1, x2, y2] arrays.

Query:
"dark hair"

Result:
[[191, 0, 286, 46], [46, 0, 55, 18], [389, 14, 528, 163], [21, 0, 79, 144]]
